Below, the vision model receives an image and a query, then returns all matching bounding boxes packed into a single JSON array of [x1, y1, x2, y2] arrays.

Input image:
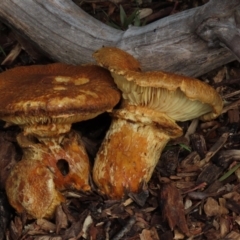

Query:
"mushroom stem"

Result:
[[23, 123, 72, 138], [5, 154, 65, 219], [93, 105, 182, 199], [18, 130, 91, 191], [6, 130, 90, 219]]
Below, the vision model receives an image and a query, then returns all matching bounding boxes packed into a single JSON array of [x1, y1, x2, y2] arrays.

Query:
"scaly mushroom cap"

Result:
[[0, 63, 121, 127], [93, 47, 223, 122], [94, 47, 141, 73]]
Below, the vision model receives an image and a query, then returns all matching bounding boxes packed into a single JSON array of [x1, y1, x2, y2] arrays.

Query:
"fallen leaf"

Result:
[[204, 197, 229, 217], [159, 182, 189, 236]]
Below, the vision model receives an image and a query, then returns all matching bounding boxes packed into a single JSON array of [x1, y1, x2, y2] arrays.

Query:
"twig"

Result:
[[184, 118, 199, 143], [112, 217, 136, 240], [223, 89, 240, 99], [222, 99, 240, 113], [213, 78, 240, 87], [200, 132, 229, 166]]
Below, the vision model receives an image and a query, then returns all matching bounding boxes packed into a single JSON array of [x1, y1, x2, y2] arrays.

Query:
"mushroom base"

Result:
[[6, 130, 90, 219], [93, 106, 183, 199], [6, 159, 65, 219]]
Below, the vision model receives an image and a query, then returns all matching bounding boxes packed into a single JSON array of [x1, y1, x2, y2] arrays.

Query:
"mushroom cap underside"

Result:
[[111, 71, 223, 122], [93, 47, 223, 122], [0, 63, 121, 125]]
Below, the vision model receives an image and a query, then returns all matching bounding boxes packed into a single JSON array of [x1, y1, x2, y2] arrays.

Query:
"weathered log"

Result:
[[0, 0, 240, 77]]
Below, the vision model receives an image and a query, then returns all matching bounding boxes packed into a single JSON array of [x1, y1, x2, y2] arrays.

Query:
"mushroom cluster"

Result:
[[1, 48, 223, 218], [0, 63, 120, 218], [92, 47, 223, 199]]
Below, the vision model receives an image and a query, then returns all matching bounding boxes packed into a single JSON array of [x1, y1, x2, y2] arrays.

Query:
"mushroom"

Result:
[[0, 63, 120, 218], [93, 47, 223, 199], [6, 154, 65, 219]]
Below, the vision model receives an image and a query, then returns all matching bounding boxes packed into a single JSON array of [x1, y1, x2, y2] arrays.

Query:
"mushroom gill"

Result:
[[113, 73, 213, 121]]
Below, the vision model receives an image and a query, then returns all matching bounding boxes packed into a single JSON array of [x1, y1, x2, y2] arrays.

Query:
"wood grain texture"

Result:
[[0, 0, 239, 77]]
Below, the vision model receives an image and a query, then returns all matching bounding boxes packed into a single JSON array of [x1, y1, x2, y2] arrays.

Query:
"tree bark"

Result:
[[0, 0, 239, 77]]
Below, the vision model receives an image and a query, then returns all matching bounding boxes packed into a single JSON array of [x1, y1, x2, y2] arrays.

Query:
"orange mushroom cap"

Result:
[[0, 63, 121, 128], [94, 47, 141, 73], [93, 47, 223, 122]]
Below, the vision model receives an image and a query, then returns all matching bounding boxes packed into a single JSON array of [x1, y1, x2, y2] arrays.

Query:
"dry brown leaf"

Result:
[[139, 227, 160, 240], [234, 215, 240, 226], [220, 216, 230, 238], [213, 66, 227, 83], [55, 204, 68, 234], [36, 219, 56, 232], [203, 197, 229, 217], [138, 8, 153, 19], [173, 228, 185, 239], [0, 133, 19, 189], [9, 216, 23, 240], [107, 2, 116, 16], [139, 229, 153, 240], [160, 182, 189, 236], [188, 221, 204, 236], [225, 231, 240, 239], [204, 228, 221, 239], [223, 191, 240, 203], [178, 151, 201, 173]]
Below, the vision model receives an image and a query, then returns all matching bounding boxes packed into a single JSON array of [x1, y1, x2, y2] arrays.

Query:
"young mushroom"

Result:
[[93, 47, 223, 199], [0, 63, 120, 218]]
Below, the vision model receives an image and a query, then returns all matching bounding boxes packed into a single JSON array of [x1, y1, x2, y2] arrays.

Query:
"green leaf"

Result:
[[134, 15, 141, 26], [106, 21, 122, 30], [219, 163, 240, 181], [0, 45, 6, 56], [179, 143, 191, 152], [141, 18, 147, 27], [102, 5, 144, 30], [101, 9, 122, 30], [119, 5, 127, 27], [126, 9, 139, 27]]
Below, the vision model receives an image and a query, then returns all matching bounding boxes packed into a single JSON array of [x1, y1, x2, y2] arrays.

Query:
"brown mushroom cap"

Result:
[[93, 47, 223, 122], [0, 63, 121, 126], [93, 47, 141, 72]]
